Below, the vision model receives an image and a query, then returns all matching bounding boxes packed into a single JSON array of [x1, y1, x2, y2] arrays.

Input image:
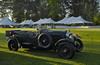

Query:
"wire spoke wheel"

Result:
[[38, 33, 52, 48], [57, 42, 75, 59], [8, 40, 18, 51]]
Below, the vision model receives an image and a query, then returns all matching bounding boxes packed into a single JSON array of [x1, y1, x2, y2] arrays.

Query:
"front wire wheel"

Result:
[[57, 42, 75, 59]]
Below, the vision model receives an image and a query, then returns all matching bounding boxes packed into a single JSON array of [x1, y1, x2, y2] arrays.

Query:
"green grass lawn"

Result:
[[0, 28, 100, 65]]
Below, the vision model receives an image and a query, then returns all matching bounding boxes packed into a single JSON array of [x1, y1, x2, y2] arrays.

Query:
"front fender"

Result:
[[55, 38, 74, 47], [73, 35, 81, 40], [6, 35, 16, 41], [7, 36, 17, 43]]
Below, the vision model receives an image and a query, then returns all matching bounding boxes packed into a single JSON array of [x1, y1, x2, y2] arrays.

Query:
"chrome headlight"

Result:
[[66, 32, 74, 41], [66, 32, 73, 37], [69, 35, 74, 41], [66, 33, 70, 37]]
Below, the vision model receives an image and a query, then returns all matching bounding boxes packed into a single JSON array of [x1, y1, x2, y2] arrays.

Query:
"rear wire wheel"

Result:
[[38, 33, 52, 48], [8, 40, 19, 51]]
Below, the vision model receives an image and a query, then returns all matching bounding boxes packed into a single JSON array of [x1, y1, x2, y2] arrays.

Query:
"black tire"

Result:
[[57, 42, 75, 59], [74, 39, 83, 52], [8, 39, 18, 51], [38, 33, 52, 48]]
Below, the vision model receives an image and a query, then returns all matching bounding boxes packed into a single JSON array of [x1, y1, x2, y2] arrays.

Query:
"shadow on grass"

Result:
[[18, 49, 100, 65], [73, 52, 100, 65], [0, 33, 6, 42], [0, 33, 7, 49], [0, 51, 71, 65], [0, 46, 8, 49]]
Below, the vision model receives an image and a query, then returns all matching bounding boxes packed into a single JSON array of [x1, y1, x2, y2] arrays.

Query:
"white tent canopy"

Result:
[[0, 17, 16, 25], [77, 16, 93, 23], [20, 20, 34, 25], [0, 18, 2, 21], [68, 16, 93, 24], [44, 18, 55, 24], [55, 16, 76, 24], [56, 16, 93, 24], [56, 17, 68, 24], [33, 18, 55, 25]]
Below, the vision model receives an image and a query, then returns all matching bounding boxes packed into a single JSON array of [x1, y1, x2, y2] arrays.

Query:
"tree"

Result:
[[1, 0, 72, 22], [70, 0, 99, 22], [47, 0, 71, 21], [93, 13, 100, 24], [13, 0, 42, 22], [1, 0, 99, 24], [0, 0, 13, 17]]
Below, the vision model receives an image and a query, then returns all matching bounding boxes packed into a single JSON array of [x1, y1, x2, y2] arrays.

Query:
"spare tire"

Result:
[[38, 33, 52, 48]]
